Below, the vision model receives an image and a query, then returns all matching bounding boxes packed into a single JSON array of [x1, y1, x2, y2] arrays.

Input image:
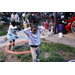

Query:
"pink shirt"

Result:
[[44, 22, 50, 29]]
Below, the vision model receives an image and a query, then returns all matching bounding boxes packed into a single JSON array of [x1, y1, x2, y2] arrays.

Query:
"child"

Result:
[[23, 25, 45, 62], [7, 21, 18, 50], [42, 20, 51, 36], [23, 17, 28, 29]]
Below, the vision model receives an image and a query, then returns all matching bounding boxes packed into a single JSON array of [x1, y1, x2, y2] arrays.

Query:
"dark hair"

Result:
[[23, 17, 25, 20], [31, 25, 38, 31], [11, 21, 16, 26]]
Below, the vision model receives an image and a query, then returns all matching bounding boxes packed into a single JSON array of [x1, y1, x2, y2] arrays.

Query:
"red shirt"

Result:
[[67, 16, 75, 26], [44, 22, 50, 29]]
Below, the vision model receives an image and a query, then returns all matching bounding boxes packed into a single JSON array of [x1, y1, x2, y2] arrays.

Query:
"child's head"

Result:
[[31, 25, 38, 34], [11, 21, 16, 27], [23, 17, 25, 21], [29, 13, 32, 16]]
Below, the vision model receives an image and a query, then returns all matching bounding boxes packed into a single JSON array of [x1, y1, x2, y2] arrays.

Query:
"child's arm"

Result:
[[23, 27, 31, 36], [38, 26, 45, 34], [8, 25, 17, 35], [10, 25, 17, 30]]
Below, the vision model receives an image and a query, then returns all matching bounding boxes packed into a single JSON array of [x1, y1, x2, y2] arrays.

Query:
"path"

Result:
[[0, 31, 75, 48], [45, 33, 75, 48]]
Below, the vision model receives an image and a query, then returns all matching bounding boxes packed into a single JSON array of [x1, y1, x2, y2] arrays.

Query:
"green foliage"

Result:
[[1, 51, 7, 61], [0, 25, 8, 36]]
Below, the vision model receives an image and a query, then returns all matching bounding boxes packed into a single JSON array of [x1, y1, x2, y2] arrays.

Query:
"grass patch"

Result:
[[1, 51, 7, 61], [13, 41, 75, 62], [0, 25, 9, 36]]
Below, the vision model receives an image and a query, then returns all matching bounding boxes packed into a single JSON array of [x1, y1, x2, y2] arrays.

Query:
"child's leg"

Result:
[[46, 29, 50, 36], [42, 29, 45, 35], [36, 47, 40, 58], [9, 41, 12, 50], [23, 25, 25, 29], [13, 39, 15, 46], [30, 47, 37, 62], [25, 24, 27, 29]]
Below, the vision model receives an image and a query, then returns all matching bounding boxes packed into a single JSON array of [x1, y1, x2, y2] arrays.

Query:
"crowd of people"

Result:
[[1, 12, 75, 39]]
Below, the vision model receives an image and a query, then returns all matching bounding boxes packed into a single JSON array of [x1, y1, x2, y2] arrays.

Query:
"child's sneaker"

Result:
[[36, 59, 40, 62]]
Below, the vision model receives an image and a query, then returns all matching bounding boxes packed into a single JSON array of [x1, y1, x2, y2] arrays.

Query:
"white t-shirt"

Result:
[[22, 13, 25, 17], [23, 20, 27, 25], [11, 14, 19, 22], [8, 25, 17, 35], [23, 26, 45, 45]]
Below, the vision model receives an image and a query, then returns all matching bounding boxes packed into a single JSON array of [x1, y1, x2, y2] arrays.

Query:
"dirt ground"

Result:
[[0, 46, 21, 62]]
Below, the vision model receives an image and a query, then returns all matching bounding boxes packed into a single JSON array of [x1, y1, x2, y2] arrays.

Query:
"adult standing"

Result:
[[40, 12, 44, 22], [11, 12, 20, 25], [28, 12, 33, 27], [45, 13, 50, 21], [32, 12, 39, 25]]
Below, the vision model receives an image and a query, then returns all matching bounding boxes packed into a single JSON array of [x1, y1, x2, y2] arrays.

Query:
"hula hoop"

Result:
[[71, 21, 75, 34], [5, 40, 39, 54]]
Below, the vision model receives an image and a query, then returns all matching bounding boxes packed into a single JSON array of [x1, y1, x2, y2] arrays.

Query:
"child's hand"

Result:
[[14, 29, 17, 30]]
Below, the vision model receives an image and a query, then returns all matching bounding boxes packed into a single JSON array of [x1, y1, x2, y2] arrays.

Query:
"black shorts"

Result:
[[30, 45, 38, 47]]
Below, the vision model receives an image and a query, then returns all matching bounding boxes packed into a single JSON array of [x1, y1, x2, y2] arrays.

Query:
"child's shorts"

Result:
[[7, 33, 15, 41]]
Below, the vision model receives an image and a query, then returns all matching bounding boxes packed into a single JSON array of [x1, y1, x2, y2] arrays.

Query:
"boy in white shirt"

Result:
[[23, 25, 45, 62], [7, 21, 18, 50]]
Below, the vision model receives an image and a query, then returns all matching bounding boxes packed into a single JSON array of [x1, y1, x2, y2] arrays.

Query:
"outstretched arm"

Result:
[[38, 26, 45, 34], [10, 25, 17, 30], [23, 27, 31, 36]]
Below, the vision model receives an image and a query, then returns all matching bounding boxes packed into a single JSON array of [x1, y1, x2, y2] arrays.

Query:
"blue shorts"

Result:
[[7, 33, 15, 41]]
